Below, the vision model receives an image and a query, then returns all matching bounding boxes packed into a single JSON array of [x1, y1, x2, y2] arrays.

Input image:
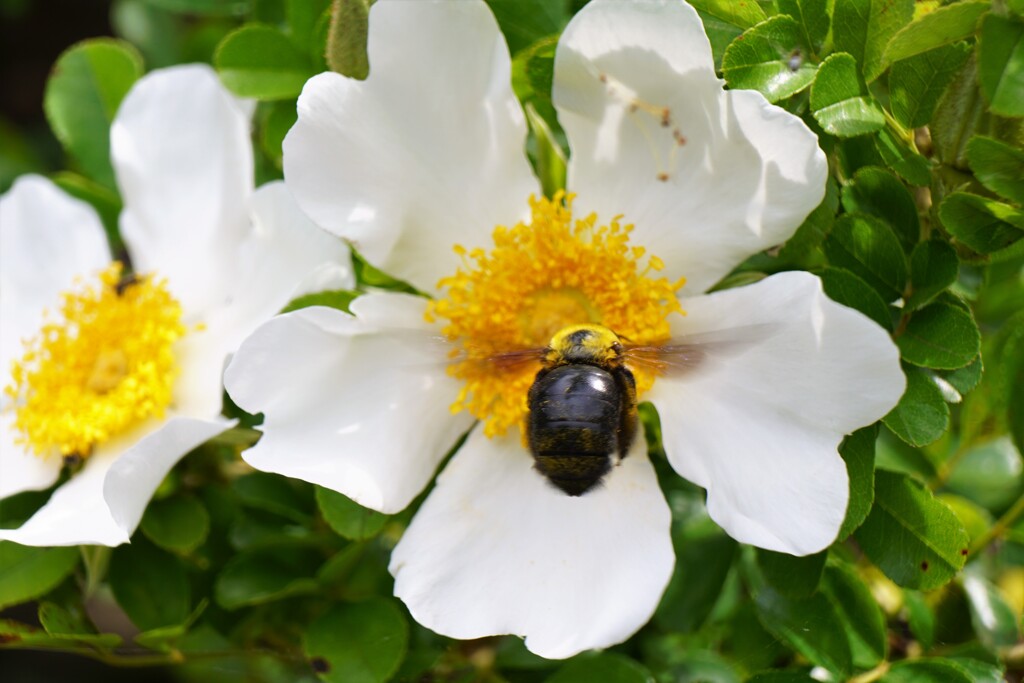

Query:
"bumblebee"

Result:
[[527, 325, 637, 496]]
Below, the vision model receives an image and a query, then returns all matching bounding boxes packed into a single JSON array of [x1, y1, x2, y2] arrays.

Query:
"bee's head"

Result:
[[544, 324, 623, 368]]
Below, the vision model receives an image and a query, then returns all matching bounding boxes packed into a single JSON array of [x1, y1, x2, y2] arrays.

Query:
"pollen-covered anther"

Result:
[[427, 192, 685, 438], [5, 262, 187, 458]]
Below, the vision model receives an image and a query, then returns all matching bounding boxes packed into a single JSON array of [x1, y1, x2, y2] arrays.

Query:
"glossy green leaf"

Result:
[[546, 653, 652, 683], [525, 102, 567, 198], [778, 178, 837, 265], [946, 658, 1007, 683], [890, 43, 972, 130], [819, 267, 892, 331], [215, 24, 315, 99], [37, 602, 123, 648], [259, 98, 298, 167], [906, 240, 959, 311], [281, 289, 358, 314], [839, 426, 878, 539], [316, 487, 388, 541], [881, 1, 988, 68], [756, 550, 825, 599], [304, 598, 409, 683], [810, 53, 885, 136], [931, 54, 985, 168], [655, 516, 736, 634], [940, 192, 1024, 254], [946, 437, 1024, 512], [824, 214, 908, 301], [966, 135, 1024, 204], [688, 0, 766, 30], [777, 0, 829, 54], [841, 166, 919, 250], [884, 366, 949, 447], [832, 0, 913, 81], [977, 14, 1024, 116], [940, 356, 983, 396], [109, 537, 190, 630], [898, 301, 981, 370], [143, 0, 248, 14], [215, 546, 322, 609], [0, 543, 79, 610], [232, 472, 315, 522], [325, 0, 370, 78], [140, 495, 210, 554], [43, 38, 144, 189], [747, 674, 817, 683], [287, 0, 331, 61], [485, 0, 569, 55], [939, 495, 993, 544], [874, 128, 932, 186], [903, 590, 935, 650], [722, 16, 817, 103], [822, 564, 887, 668], [754, 586, 852, 678], [854, 470, 969, 590], [879, 659, 972, 683]]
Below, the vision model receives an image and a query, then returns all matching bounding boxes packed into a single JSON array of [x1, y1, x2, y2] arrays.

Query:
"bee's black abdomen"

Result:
[[527, 364, 622, 496]]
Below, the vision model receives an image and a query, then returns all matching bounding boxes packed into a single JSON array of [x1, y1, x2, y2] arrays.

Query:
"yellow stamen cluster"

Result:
[[427, 192, 686, 437], [6, 263, 186, 458]]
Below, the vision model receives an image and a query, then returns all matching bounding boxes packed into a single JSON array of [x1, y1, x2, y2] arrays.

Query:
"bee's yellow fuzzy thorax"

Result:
[[5, 262, 186, 458], [544, 324, 622, 368], [427, 192, 686, 438]]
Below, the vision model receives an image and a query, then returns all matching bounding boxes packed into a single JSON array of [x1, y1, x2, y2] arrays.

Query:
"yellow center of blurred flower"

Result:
[[427, 192, 686, 438], [5, 263, 187, 458]]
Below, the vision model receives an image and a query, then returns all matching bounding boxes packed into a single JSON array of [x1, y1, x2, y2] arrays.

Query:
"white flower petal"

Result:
[[554, 0, 827, 291], [0, 175, 110, 373], [111, 64, 253, 313], [0, 415, 230, 548], [224, 293, 472, 513], [102, 416, 234, 537], [647, 271, 904, 554], [0, 413, 61, 499], [390, 430, 673, 659], [283, 0, 537, 294], [219, 181, 354, 340]]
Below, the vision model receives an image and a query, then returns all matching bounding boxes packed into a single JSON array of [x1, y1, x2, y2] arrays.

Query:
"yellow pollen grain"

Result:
[[427, 192, 686, 438], [5, 262, 186, 458]]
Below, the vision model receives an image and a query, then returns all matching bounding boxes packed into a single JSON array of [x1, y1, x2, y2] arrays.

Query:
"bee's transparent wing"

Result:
[[623, 323, 779, 377]]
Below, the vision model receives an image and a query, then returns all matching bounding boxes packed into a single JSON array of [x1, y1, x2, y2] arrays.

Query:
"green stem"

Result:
[[883, 109, 916, 150], [969, 494, 1024, 559], [849, 661, 891, 683]]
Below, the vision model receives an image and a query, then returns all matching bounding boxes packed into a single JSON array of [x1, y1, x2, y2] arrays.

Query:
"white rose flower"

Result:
[[0, 64, 351, 547], [224, 0, 905, 659]]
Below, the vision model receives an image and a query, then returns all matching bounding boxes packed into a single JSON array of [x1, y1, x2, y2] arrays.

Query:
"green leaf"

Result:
[[259, 99, 298, 167], [890, 43, 972, 130], [0, 543, 79, 610], [140, 495, 210, 554], [546, 653, 653, 683], [325, 0, 371, 78], [884, 366, 950, 447], [215, 24, 315, 99], [907, 240, 959, 311], [757, 549, 826, 598], [946, 658, 1006, 683], [810, 53, 886, 136], [754, 586, 852, 678], [946, 437, 1024, 512], [303, 598, 409, 683], [854, 470, 969, 590], [525, 102, 567, 198], [748, 674, 817, 683], [940, 356, 983, 396], [688, 0, 766, 30], [977, 14, 1024, 117], [841, 166, 920, 250], [819, 267, 892, 331], [898, 301, 981, 370], [966, 135, 1024, 204], [938, 495, 992, 544], [839, 426, 878, 539], [777, 0, 829, 54], [485, 0, 569, 55], [903, 590, 935, 649], [880, 1, 988, 69], [232, 472, 315, 522], [832, 0, 913, 82], [874, 128, 932, 186], [722, 16, 817, 103], [316, 487, 388, 541], [52, 171, 123, 252], [141, 0, 249, 14], [824, 213, 908, 301], [287, 0, 331, 58], [37, 602, 123, 648], [655, 517, 737, 633], [215, 547, 322, 609], [109, 537, 190, 630], [822, 564, 887, 669], [940, 192, 1024, 254], [879, 659, 972, 683], [43, 38, 144, 189], [931, 54, 985, 168], [281, 289, 358, 314]]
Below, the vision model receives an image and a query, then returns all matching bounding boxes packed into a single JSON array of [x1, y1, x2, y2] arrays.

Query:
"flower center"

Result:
[[5, 263, 187, 458], [427, 192, 686, 438]]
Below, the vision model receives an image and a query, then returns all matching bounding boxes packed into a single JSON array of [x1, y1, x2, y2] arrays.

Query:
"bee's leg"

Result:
[[614, 366, 638, 461]]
